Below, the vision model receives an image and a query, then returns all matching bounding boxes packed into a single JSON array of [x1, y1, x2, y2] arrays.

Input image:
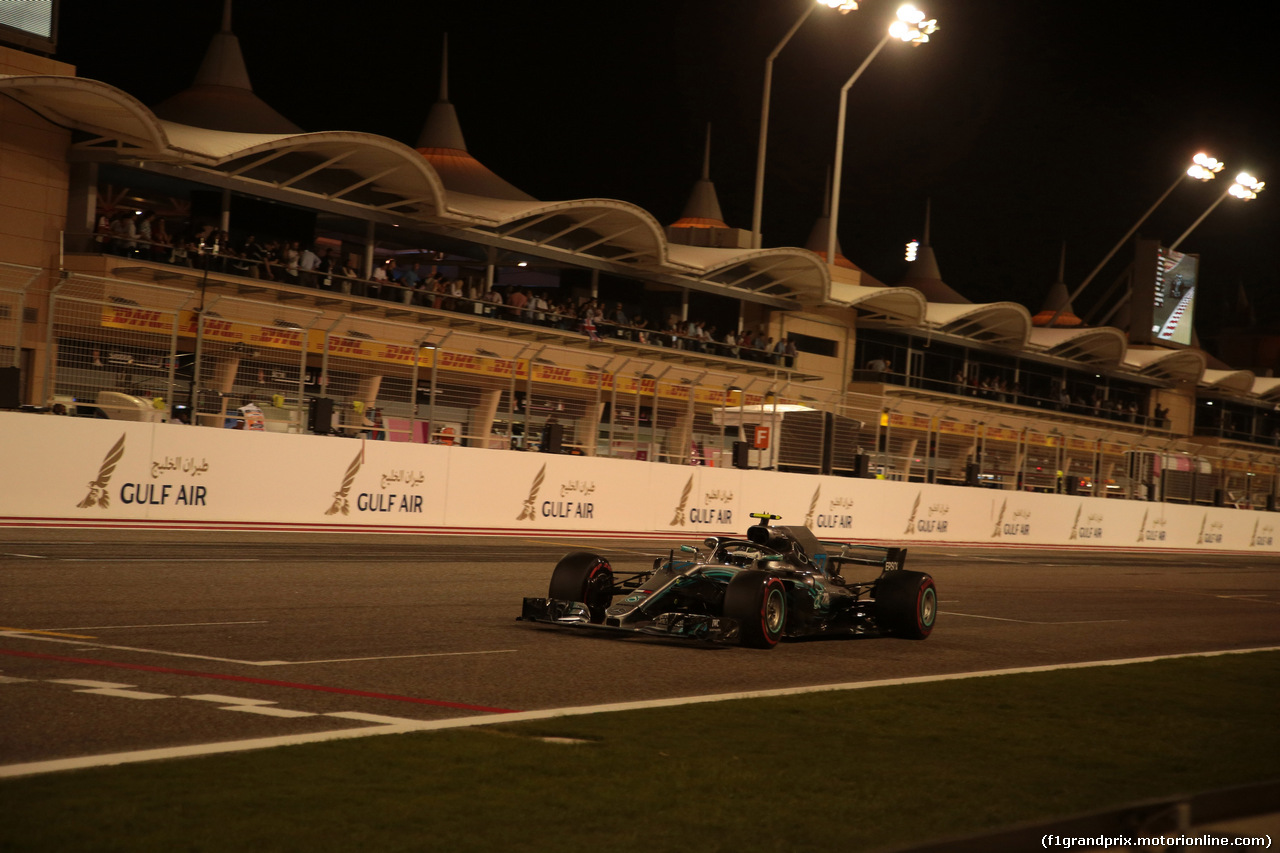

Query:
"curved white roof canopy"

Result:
[[666, 245, 828, 304], [1253, 378, 1280, 401], [3, 73, 839, 305], [0, 75, 168, 150], [1027, 326, 1128, 366], [925, 302, 1032, 348], [1122, 347, 1206, 383], [1199, 368, 1258, 395], [458, 195, 668, 266], [825, 284, 927, 325], [187, 130, 452, 218]]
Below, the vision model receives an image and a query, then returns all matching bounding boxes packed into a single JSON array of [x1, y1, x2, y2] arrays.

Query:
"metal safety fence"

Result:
[[0, 264, 38, 372], [19, 271, 1280, 508]]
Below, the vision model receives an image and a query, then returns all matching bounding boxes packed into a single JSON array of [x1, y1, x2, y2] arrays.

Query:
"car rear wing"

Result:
[[824, 543, 907, 574]]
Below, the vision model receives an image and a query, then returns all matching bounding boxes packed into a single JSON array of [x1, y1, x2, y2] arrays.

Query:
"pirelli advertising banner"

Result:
[[0, 412, 1275, 552]]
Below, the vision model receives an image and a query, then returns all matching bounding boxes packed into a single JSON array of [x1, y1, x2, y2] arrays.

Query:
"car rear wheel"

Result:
[[548, 552, 613, 624], [724, 571, 787, 649], [874, 571, 936, 639]]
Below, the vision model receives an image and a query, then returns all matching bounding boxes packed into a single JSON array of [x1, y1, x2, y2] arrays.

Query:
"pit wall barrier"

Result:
[[1, 412, 1276, 552]]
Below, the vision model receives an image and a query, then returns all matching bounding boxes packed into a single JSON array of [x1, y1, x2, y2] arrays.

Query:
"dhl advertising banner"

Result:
[[0, 412, 1275, 551], [99, 306, 775, 405]]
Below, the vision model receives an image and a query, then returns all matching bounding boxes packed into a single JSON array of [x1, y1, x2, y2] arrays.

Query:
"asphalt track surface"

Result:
[[2, 530, 1278, 772]]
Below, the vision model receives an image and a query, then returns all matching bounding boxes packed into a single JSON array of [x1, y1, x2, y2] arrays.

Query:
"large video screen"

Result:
[[0, 0, 57, 53], [1150, 245, 1198, 346], [1131, 238, 1198, 347]]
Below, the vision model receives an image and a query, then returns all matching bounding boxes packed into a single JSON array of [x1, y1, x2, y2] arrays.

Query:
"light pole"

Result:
[[826, 5, 937, 268], [1169, 171, 1265, 251], [751, 0, 861, 250], [1047, 152, 1223, 327]]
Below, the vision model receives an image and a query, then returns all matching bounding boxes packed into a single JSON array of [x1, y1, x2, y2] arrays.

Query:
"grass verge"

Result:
[[3, 652, 1278, 852]]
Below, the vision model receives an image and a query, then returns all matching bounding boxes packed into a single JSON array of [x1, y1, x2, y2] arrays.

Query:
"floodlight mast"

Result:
[[1169, 172, 1265, 252], [1045, 153, 1223, 328], [752, 1, 861, 250], [825, 5, 937, 268]]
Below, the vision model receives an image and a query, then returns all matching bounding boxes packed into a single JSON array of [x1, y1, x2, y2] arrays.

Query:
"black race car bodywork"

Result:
[[519, 512, 936, 649]]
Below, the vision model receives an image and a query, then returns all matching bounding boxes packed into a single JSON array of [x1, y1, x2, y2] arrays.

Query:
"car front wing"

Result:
[[519, 597, 741, 644]]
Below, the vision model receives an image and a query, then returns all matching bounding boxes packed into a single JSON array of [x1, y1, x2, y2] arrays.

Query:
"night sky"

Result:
[[54, 1, 1278, 341]]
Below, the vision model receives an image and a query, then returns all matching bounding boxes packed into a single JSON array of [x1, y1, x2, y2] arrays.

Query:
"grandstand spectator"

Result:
[[529, 290, 547, 325], [235, 235, 263, 276], [109, 211, 137, 256], [508, 287, 529, 321], [368, 261, 387, 298], [170, 233, 194, 267], [483, 287, 503, 317], [316, 248, 339, 289], [297, 244, 320, 287], [282, 241, 300, 284], [149, 214, 172, 261], [93, 211, 111, 250], [137, 210, 155, 256], [259, 239, 280, 281], [400, 262, 421, 292]]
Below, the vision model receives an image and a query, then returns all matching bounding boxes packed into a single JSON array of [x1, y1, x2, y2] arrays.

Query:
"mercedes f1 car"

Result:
[[519, 512, 936, 649]]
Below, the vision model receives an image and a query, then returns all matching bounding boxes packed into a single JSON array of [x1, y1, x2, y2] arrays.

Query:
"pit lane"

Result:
[[2, 530, 1278, 772]]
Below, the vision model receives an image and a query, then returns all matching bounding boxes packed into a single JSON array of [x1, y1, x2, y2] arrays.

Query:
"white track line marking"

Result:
[[2, 553, 47, 559], [4, 645, 1278, 780], [59, 558, 261, 563], [3, 631, 516, 666], [220, 705, 316, 718], [182, 695, 275, 705], [1149, 588, 1280, 606], [49, 680, 172, 700], [325, 711, 428, 725], [76, 688, 172, 700], [279, 650, 518, 665], [0, 676, 31, 684], [941, 612, 1128, 625], [53, 622, 269, 631], [1, 634, 288, 666]]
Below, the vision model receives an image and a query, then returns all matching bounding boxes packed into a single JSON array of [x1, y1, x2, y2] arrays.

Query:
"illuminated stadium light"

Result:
[[827, 5, 938, 265], [1229, 172, 1265, 200], [1187, 152, 1225, 181], [1170, 170, 1265, 250], [889, 4, 938, 44], [753, 0, 866, 248], [905, 239, 919, 261]]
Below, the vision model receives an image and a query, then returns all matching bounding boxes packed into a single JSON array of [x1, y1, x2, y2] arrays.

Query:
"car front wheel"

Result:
[[724, 570, 787, 649], [548, 551, 613, 624]]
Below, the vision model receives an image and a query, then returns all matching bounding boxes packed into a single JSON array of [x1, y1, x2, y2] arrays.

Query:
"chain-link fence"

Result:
[[193, 296, 321, 430], [46, 274, 195, 415], [0, 264, 38, 371]]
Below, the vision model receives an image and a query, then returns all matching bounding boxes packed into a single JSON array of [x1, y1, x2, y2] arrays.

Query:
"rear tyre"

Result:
[[548, 552, 613, 624], [874, 571, 937, 639], [724, 570, 787, 649]]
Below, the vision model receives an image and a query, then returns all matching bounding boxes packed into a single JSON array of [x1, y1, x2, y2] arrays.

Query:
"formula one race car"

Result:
[[518, 512, 936, 649]]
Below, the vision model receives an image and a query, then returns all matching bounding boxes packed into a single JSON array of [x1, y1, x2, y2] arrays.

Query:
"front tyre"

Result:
[[874, 570, 937, 639], [548, 552, 613, 624], [724, 570, 788, 649]]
